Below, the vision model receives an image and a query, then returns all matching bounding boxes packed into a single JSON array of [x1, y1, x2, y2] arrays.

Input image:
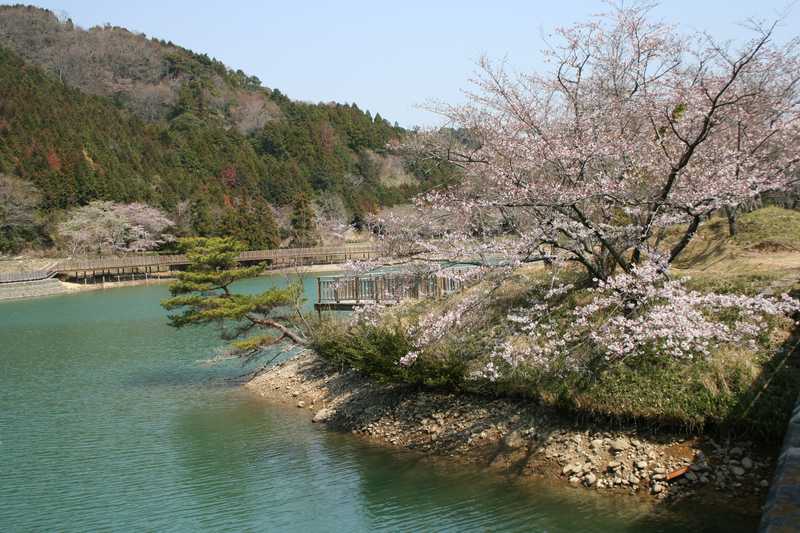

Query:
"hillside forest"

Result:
[[0, 5, 458, 254]]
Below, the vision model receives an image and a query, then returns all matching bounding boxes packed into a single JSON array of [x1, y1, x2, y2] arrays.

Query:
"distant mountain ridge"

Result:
[[0, 5, 456, 252], [0, 4, 279, 132]]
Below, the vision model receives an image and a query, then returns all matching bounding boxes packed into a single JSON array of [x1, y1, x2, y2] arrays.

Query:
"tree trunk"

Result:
[[669, 215, 702, 264], [725, 206, 738, 237]]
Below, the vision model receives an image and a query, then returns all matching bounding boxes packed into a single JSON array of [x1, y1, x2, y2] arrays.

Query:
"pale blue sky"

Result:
[[10, 1, 800, 127]]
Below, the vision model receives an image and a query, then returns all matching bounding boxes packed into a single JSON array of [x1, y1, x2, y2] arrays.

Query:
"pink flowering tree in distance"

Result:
[[58, 201, 174, 256], [349, 4, 800, 375]]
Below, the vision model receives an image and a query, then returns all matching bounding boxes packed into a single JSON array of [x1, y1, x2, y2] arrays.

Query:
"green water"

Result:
[[0, 276, 758, 532]]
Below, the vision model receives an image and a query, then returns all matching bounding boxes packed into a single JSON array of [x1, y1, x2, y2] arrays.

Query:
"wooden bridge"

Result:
[[0, 270, 57, 284], [0, 244, 377, 284], [314, 272, 464, 312]]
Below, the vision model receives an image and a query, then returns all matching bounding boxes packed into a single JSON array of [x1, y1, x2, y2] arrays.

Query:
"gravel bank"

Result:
[[246, 351, 776, 515]]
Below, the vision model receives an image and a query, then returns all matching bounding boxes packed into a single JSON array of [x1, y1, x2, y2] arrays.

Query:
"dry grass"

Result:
[[316, 207, 800, 439]]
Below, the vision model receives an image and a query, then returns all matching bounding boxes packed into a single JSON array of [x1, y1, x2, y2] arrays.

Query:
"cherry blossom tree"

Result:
[[347, 5, 800, 376], [57, 200, 174, 256], [377, 4, 800, 281]]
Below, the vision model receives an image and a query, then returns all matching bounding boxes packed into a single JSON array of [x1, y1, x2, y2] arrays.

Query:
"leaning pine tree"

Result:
[[161, 237, 308, 371]]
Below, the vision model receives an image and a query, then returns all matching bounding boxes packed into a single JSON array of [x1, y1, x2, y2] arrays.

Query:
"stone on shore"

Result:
[[312, 408, 334, 423], [504, 430, 526, 450], [609, 438, 630, 452]]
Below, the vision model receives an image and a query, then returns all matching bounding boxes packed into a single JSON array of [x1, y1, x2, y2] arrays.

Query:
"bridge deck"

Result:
[[0, 270, 56, 284], [56, 244, 375, 272], [0, 244, 377, 283]]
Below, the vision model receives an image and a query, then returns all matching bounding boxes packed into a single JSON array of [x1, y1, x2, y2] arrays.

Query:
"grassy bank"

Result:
[[312, 208, 800, 442]]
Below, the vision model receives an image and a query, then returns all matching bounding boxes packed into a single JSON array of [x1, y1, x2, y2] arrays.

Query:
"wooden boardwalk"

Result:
[[314, 272, 463, 312], [0, 270, 57, 284], [0, 244, 377, 283]]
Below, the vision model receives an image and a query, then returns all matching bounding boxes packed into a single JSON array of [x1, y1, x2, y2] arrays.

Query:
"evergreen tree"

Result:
[[190, 197, 215, 236], [162, 237, 308, 367], [289, 193, 320, 248], [220, 201, 280, 249]]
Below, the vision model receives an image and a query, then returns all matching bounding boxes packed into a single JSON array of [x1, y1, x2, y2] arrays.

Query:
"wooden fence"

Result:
[[0, 244, 377, 284], [51, 244, 377, 279], [315, 272, 463, 311], [0, 270, 56, 284]]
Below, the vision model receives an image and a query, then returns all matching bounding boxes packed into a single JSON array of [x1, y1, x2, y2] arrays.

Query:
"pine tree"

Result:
[[289, 193, 319, 248], [190, 197, 215, 236], [220, 201, 280, 249], [162, 237, 308, 366]]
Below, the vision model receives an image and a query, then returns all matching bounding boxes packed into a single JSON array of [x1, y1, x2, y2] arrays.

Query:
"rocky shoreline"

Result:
[[246, 351, 777, 515]]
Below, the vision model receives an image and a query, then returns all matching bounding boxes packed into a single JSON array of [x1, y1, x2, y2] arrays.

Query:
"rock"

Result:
[[731, 466, 745, 477], [651, 473, 666, 481], [591, 439, 604, 449], [741, 457, 753, 470], [685, 472, 697, 482], [729, 447, 744, 457], [312, 408, 334, 423], [504, 430, 526, 450], [569, 476, 581, 485], [759, 479, 769, 488], [563, 463, 581, 476], [696, 451, 706, 461], [653, 467, 666, 474], [609, 438, 630, 452], [635, 460, 648, 470], [628, 474, 640, 485], [652, 484, 664, 494], [607, 461, 622, 471], [296, 400, 305, 408], [584, 473, 597, 486]]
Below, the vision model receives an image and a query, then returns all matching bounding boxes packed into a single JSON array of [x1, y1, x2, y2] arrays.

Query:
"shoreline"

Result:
[[246, 351, 777, 517]]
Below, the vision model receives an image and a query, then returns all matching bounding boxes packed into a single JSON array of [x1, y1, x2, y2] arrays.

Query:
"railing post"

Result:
[[355, 277, 360, 303]]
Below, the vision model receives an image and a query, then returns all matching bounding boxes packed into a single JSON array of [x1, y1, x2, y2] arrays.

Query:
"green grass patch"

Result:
[[311, 207, 800, 442]]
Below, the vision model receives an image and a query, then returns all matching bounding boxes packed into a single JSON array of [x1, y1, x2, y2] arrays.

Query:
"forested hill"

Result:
[[0, 5, 454, 253]]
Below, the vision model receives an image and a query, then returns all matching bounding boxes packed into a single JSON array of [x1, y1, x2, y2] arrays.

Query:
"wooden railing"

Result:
[[53, 244, 377, 275], [317, 272, 463, 306], [0, 270, 56, 284], [0, 244, 377, 283]]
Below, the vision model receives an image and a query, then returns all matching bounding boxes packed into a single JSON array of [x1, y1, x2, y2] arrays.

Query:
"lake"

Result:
[[0, 275, 758, 531]]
